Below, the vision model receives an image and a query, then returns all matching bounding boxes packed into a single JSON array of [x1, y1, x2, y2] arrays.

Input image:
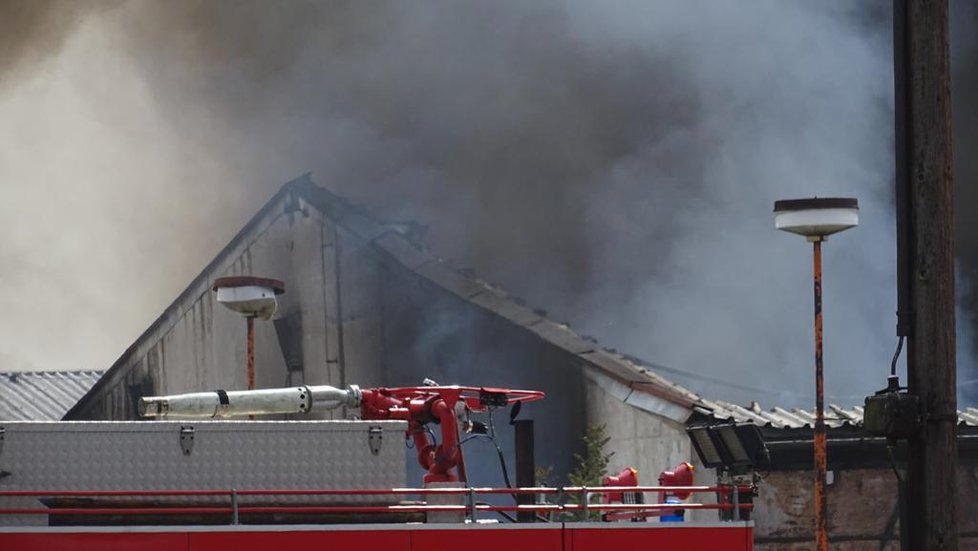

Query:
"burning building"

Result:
[[47, 175, 978, 547], [65, 175, 710, 489]]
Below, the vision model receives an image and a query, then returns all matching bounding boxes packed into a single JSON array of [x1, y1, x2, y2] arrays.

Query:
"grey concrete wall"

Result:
[[583, 368, 720, 522], [584, 370, 690, 477]]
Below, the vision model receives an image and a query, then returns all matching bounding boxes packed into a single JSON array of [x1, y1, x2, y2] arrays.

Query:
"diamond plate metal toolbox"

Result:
[[0, 420, 406, 525]]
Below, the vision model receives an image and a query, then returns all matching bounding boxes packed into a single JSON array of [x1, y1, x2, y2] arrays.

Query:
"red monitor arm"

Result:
[[358, 386, 544, 484]]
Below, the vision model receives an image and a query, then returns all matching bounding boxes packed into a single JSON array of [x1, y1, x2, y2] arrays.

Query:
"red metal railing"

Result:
[[0, 485, 754, 523]]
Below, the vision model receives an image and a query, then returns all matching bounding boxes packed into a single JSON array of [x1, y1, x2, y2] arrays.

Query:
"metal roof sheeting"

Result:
[[0, 371, 104, 421], [699, 399, 978, 429]]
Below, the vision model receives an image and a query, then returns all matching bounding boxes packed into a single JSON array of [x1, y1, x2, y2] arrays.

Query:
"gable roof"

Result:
[[289, 176, 707, 413], [68, 174, 707, 418], [0, 370, 104, 420]]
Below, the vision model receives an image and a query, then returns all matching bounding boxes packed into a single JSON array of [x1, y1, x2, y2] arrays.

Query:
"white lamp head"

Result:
[[212, 276, 286, 320], [773, 197, 859, 241]]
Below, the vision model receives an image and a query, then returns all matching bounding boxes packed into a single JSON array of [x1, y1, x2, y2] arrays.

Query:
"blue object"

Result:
[[660, 496, 685, 522]]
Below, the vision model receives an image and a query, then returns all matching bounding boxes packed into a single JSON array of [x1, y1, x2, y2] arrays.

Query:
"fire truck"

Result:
[[0, 382, 754, 550]]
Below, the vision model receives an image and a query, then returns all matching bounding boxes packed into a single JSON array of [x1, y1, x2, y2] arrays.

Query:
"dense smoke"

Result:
[[0, 0, 974, 406]]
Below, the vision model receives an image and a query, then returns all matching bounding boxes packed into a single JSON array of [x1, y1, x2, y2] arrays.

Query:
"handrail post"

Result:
[[467, 487, 476, 522], [231, 489, 239, 525]]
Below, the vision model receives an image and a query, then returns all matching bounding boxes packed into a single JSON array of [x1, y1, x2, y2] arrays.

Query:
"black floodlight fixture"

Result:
[[687, 423, 770, 470], [734, 423, 769, 466], [718, 423, 770, 467], [717, 424, 751, 465], [687, 425, 724, 468]]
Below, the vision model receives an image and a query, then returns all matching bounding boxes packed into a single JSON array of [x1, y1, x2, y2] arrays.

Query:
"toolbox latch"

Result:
[[180, 426, 195, 456], [368, 425, 383, 456]]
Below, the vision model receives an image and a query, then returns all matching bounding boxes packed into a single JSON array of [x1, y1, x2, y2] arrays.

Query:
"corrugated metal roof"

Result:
[[0, 371, 104, 421], [699, 399, 978, 429]]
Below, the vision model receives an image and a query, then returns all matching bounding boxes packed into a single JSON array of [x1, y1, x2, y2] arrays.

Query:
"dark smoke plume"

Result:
[[0, 1, 108, 83], [1, 0, 975, 407]]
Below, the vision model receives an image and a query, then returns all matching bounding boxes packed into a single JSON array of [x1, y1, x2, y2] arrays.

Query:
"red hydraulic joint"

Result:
[[358, 386, 543, 483], [359, 390, 462, 483]]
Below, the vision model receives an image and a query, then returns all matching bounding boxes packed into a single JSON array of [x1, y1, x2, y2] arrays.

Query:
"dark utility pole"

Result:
[[893, 1, 958, 549]]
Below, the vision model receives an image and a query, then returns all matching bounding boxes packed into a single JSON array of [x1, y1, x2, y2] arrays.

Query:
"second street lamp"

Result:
[[773, 197, 858, 551]]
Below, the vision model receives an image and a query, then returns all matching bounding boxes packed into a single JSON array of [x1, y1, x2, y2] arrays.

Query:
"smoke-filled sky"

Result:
[[1, 0, 975, 407]]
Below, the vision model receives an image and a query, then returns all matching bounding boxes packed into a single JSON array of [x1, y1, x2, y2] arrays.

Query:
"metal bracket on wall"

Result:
[[180, 426, 195, 456], [368, 425, 383, 456]]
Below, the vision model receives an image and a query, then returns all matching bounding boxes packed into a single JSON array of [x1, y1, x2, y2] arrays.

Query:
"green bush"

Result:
[[566, 424, 613, 521]]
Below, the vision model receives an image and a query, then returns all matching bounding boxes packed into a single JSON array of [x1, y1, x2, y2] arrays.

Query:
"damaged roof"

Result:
[[288, 176, 705, 412], [696, 399, 978, 429], [0, 370, 105, 420], [70, 174, 708, 419]]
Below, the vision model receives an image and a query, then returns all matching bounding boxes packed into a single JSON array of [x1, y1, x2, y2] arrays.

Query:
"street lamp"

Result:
[[773, 197, 858, 551], [212, 276, 286, 392]]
